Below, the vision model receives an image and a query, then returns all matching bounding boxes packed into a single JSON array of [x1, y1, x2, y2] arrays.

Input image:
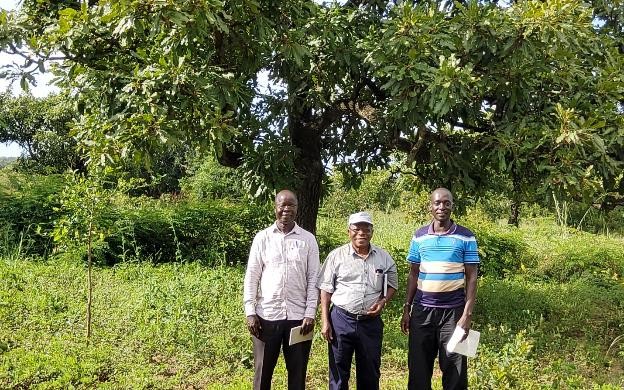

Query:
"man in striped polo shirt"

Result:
[[401, 188, 479, 390]]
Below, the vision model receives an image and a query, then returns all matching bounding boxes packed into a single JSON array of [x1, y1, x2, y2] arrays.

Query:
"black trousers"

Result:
[[328, 306, 383, 390], [252, 317, 312, 390], [408, 305, 468, 390]]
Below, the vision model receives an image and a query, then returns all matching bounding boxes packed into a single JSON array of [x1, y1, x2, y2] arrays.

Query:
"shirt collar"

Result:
[[271, 222, 301, 236], [349, 243, 377, 256], [428, 220, 457, 236]]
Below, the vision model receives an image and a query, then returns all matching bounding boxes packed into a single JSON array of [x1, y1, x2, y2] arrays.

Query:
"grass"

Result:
[[1, 212, 623, 389]]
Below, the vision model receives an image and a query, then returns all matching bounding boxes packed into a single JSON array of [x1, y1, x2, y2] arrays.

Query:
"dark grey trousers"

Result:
[[408, 305, 468, 390], [252, 317, 312, 390]]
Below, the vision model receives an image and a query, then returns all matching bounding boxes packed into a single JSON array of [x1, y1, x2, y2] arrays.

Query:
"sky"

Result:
[[1, 0, 58, 157]]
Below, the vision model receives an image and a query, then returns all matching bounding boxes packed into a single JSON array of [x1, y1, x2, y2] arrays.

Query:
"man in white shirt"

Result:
[[243, 189, 320, 390]]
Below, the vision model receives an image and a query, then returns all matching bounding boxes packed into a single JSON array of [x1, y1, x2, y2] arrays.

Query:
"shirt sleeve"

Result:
[[385, 254, 399, 290], [316, 251, 336, 294], [464, 236, 480, 264], [406, 236, 421, 263], [243, 233, 264, 317], [304, 235, 320, 318]]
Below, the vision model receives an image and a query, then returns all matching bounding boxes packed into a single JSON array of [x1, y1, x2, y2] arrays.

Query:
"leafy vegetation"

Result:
[[0, 93, 82, 174], [2, 0, 622, 231], [0, 0, 623, 388], [1, 211, 622, 389]]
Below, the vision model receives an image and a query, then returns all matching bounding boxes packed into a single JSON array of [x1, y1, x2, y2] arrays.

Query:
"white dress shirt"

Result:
[[243, 222, 320, 320]]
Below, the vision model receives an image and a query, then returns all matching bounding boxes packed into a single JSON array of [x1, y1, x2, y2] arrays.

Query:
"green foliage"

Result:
[[101, 199, 271, 266], [2, 212, 624, 388], [180, 156, 245, 201], [0, 93, 81, 173], [461, 212, 531, 278], [4, 0, 622, 233], [321, 169, 401, 216], [471, 330, 535, 389], [531, 233, 624, 284], [0, 172, 65, 255]]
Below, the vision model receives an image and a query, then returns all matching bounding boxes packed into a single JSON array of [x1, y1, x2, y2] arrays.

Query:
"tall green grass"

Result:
[[1, 212, 623, 389]]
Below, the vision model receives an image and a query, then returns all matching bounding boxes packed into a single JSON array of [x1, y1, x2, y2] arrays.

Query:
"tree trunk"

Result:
[[294, 153, 323, 234], [86, 220, 93, 343], [507, 200, 520, 227], [507, 173, 521, 227], [288, 84, 323, 234]]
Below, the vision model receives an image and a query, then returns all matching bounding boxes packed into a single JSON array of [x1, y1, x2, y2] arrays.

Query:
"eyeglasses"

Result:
[[349, 226, 373, 234]]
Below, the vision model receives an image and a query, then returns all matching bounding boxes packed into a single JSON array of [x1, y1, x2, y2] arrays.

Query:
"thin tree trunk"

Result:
[[508, 200, 520, 227], [86, 220, 93, 343], [507, 172, 521, 227]]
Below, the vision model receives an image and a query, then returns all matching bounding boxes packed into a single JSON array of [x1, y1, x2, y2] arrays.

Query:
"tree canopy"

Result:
[[0, 92, 81, 172], [1, 0, 622, 231]]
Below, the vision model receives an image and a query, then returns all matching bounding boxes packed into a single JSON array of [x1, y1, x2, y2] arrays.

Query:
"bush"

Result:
[[321, 169, 402, 216], [461, 213, 530, 278], [532, 233, 624, 284], [0, 172, 65, 256], [180, 158, 246, 201], [99, 199, 271, 265]]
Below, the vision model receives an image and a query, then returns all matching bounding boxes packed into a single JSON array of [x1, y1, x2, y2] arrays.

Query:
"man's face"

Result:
[[430, 190, 453, 223], [348, 222, 373, 249], [275, 193, 298, 225]]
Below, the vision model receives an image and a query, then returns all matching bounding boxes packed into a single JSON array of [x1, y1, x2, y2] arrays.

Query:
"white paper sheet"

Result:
[[446, 326, 480, 357], [288, 326, 314, 346]]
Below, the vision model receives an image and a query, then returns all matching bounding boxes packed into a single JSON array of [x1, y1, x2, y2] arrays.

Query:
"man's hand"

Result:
[[400, 306, 411, 335], [456, 314, 472, 341], [246, 315, 262, 338], [366, 297, 387, 317], [321, 319, 333, 342], [300, 317, 315, 335]]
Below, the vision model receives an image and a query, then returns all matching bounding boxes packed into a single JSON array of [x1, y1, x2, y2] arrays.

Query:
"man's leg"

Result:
[[353, 317, 383, 390], [282, 320, 313, 390], [408, 305, 439, 390], [252, 317, 283, 390], [329, 308, 356, 390], [438, 307, 467, 390]]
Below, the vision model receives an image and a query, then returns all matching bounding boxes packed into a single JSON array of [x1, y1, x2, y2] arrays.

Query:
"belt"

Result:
[[334, 306, 373, 321]]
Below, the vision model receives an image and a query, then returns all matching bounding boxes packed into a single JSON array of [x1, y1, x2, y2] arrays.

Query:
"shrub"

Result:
[[321, 169, 402, 216], [461, 214, 530, 278], [532, 233, 624, 283], [99, 199, 271, 265], [0, 172, 65, 256], [180, 157, 246, 201]]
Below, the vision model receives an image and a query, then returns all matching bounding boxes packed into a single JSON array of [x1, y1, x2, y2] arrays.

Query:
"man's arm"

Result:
[[401, 263, 420, 334], [243, 235, 263, 338], [302, 237, 320, 335], [319, 289, 333, 341], [457, 264, 478, 338]]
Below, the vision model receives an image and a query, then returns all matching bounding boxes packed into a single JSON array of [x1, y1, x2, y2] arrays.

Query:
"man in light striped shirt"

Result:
[[243, 190, 320, 390], [401, 188, 479, 390]]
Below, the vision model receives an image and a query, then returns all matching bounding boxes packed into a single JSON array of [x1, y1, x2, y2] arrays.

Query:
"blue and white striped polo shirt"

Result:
[[406, 222, 479, 308]]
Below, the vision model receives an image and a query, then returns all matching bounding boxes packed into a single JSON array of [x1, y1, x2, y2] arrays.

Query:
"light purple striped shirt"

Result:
[[243, 223, 320, 320]]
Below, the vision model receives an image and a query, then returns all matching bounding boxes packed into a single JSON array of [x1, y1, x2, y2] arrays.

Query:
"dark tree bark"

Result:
[[288, 81, 323, 234], [508, 173, 521, 227]]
